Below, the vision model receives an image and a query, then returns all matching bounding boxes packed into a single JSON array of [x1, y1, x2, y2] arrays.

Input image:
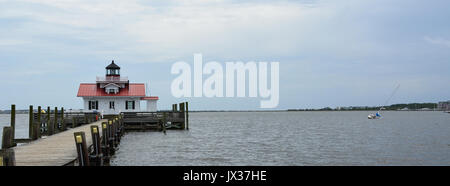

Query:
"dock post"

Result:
[[90, 125, 103, 166], [113, 118, 117, 146], [172, 104, 178, 112], [54, 107, 58, 133], [72, 117, 76, 128], [162, 112, 167, 134], [10, 104, 15, 145], [29, 105, 34, 139], [35, 106, 42, 139], [108, 120, 115, 155], [1, 127, 14, 149], [0, 149, 15, 166], [117, 115, 123, 138], [114, 118, 119, 146], [114, 117, 121, 144], [179, 102, 185, 130], [61, 107, 66, 131], [120, 115, 124, 137], [47, 106, 52, 135], [101, 122, 110, 163], [74, 132, 90, 166], [186, 102, 189, 130]]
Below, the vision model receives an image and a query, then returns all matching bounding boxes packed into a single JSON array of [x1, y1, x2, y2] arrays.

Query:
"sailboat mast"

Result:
[[380, 84, 400, 112]]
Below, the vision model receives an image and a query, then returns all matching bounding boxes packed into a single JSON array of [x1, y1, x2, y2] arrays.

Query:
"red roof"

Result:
[[141, 96, 159, 100], [77, 83, 146, 97]]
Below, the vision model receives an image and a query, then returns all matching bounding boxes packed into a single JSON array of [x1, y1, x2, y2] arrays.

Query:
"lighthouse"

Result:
[[77, 60, 159, 115]]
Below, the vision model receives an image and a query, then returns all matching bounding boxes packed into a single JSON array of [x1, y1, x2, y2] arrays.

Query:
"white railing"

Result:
[[96, 76, 129, 82]]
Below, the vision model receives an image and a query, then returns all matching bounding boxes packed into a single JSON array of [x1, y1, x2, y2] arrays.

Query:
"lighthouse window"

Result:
[[126, 101, 135, 110], [107, 69, 120, 75], [109, 101, 115, 109], [89, 101, 98, 110]]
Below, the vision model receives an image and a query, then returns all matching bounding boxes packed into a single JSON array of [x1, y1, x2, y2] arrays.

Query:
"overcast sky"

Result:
[[0, 0, 449, 110]]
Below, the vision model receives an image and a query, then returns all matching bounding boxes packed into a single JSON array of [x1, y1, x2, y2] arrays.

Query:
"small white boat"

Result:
[[368, 114, 380, 119]]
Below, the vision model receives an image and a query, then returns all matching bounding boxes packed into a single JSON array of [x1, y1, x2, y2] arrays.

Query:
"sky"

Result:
[[0, 0, 449, 110]]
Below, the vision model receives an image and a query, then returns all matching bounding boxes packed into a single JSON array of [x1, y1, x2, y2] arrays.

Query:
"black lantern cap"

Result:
[[106, 60, 120, 69]]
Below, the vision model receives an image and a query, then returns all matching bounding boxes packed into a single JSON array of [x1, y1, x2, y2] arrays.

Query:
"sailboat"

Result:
[[368, 112, 381, 119], [368, 84, 400, 119]]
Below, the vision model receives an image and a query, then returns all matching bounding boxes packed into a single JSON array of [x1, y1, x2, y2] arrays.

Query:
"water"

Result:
[[2, 112, 450, 165], [0, 114, 31, 143], [111, 111, 450, 166]]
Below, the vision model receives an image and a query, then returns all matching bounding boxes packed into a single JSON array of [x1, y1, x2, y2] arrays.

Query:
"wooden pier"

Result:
[[13, 119, 106, 166], [123, 102, 189, 131], [1, 102, 190, 166]]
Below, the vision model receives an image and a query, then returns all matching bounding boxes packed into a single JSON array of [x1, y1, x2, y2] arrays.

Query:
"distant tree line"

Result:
[[288, 103, 438, 111]]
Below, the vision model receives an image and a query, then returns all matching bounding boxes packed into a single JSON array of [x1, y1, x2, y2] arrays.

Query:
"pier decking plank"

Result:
[[12, 119, 106, 166]]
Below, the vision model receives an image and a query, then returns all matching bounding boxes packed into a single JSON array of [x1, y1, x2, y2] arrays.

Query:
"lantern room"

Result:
[[106, 60, 120, 76]]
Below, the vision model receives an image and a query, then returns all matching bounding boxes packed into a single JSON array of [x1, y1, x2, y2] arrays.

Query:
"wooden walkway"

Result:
[[12, 119, 106, 166]]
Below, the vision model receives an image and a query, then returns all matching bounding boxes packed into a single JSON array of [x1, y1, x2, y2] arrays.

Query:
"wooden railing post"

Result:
[[101, 122, 110, 161], [0, 149, 15, 166], [179, 102, 185, 130], [28, 105, 34, 139], [46, 106, 52, 135], [162, 112, 167, 134], [61, 107, 66, 131], [1, 127, 13, 149], [54, 107, 58, 133], [114, 117, 120, 144], [186, 102, 189, 130], [74, 132, 89, 166], [10, 104, 15, 144], [35, 106, 41, 139], [107, 120, 115, 155], [120, 115, 124, 137], [72, 117, 77, 128], [90, 125, 102, 166]]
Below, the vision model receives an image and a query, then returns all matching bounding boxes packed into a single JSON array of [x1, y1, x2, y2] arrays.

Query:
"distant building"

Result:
[[77, 60, 159, 115], [437, 101, 450, 111]]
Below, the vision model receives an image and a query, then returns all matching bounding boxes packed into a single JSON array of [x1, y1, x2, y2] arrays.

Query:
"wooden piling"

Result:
[[28, 105, 34, 139], [107, 120, 115, 155], [173, 104, 178, 112], [10, 104, 15, 144], [1, 127, 13, 149], [186, 102, 189, 130], [0, 149, 15, 166], [47, 106, 52, 135], [113, 118, 119, 147], [74, 132, 89, 166], [179, 102, 185, 130], [37, 106, 41, 139], [101, 122, 110, 160], [54, 107, 58, 132], [90, 125, 102, 166], [162, 112, 167, 135], [61, 107, 66, 130], [72, 117, 77, 128]]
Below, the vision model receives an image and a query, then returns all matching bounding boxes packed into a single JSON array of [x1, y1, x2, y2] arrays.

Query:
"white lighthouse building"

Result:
[[77, 60, 159, 115]]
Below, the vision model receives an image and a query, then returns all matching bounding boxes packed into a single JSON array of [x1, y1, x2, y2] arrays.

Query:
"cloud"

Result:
[[424, 36, 450, 48], [0, 39, 30, 46], [1, 0, 450, 109]]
